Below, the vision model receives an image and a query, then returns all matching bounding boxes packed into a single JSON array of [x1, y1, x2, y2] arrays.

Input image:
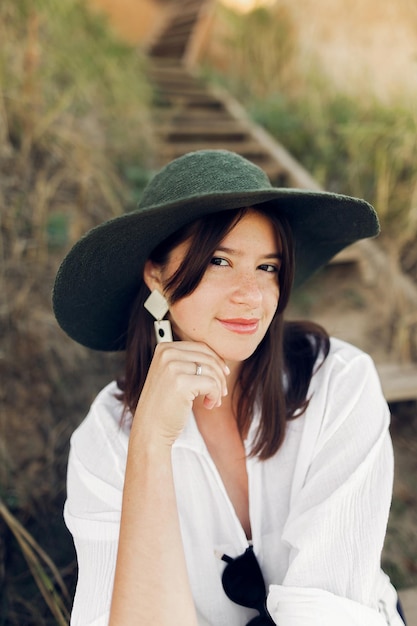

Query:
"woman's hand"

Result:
[[133, 341, 230, 447]]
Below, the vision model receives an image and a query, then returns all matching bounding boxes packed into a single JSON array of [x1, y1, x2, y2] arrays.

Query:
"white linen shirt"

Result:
[[64, 338, 402, 626]]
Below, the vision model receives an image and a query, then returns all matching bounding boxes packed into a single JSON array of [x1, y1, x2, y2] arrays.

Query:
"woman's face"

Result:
[[144, 210, 281, 365]]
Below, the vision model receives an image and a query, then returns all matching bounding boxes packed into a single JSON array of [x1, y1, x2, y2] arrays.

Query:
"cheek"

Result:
[[263, 281, 280, 312], [168, 297, 205, 336]]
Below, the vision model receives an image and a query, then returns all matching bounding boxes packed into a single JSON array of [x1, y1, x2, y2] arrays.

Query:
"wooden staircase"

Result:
[[148, 0, 211, 60], [149, 60, 288, 182], [146, 0, 417, 405]]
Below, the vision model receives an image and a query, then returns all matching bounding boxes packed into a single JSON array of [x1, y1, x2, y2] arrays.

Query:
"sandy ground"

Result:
[[282, 0, 417, 102]]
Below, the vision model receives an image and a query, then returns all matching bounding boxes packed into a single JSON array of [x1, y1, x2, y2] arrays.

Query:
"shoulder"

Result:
[[316, 337, 378, 380], [328, 336, 370, 360], [65, 382, 129, 538], [312, 337, 385, 405], [69, 381, 130, 475], [307, 337, 389, 437]]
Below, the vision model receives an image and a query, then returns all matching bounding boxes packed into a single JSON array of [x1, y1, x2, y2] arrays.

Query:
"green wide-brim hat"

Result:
[[53, 149, 379, 351]]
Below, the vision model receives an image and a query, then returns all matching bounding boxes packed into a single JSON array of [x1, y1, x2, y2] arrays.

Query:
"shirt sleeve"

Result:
[[267, 346, 398, 625], [64, 383, 128, 626]]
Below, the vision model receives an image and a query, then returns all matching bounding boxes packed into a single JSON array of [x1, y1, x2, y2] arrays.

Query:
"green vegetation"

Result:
[[250, 94, 417, 249]]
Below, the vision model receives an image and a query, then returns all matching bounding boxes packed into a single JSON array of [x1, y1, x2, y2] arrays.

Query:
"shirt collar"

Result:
[[173, 405, 262, 456]]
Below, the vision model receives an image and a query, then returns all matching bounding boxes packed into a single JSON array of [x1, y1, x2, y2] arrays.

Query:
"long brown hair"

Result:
[[118, 205, 329, 459]]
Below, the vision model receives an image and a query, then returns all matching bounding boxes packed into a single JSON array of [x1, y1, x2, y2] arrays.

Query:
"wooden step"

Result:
[[156, 119, 251, 140], [149, 73, 201, 87], [148, 0, 209, 59], [152, 30, 197, 48], [169, 15, 200, 30], [149, 26, 199, 58], [151, 46, 188, 58], [155, 93, 227, 109], [149, 68, 201, 83], [169, 0, 205, 12], [162, 18, 198, 31], [154, 84, 215, 98], [154, 114, 238, 127], [150, 77, 200, 90], [151, 79, 220, 97], [158, 139, 273, 158], [148, 58, 190, 69], [159, 132, 251, 144], [148, 59, 186, 70], [149, 3, 204, 36], [376, 362, 417, 403], [153, 107, 234, 121], [175, 0, 207, 7]]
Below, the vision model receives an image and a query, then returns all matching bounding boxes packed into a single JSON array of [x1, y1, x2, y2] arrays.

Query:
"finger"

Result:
[[178, 370, 224, 410], [187, 360, 227, 397], [155, 343, 229, 397], [160, 359, 224, 408], [157, 349, 226, 408], [158, 341, 230, 376]]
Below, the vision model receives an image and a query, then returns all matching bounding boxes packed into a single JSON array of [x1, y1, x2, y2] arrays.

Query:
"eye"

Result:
[[210, 257, 230, 266], [258, 263, 279, 273]]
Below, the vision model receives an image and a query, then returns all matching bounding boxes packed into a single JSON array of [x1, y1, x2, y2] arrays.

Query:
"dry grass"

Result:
[[1, 0, 152, 621], [0, 500, 70, 625], [211, 3, 297, 98]]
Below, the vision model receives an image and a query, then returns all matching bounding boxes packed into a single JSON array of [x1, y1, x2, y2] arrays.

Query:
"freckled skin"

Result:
[[161, 210, 281, 367]]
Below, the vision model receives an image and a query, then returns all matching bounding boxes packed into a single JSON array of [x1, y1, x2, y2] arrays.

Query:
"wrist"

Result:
[[129, 416, 176, 456]]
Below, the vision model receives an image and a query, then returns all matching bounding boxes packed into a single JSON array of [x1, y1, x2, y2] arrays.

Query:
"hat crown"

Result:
[[139, 150, 272, 209]]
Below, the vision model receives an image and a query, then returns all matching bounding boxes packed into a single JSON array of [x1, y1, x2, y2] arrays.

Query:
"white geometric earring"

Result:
[[144, 289, 173, 344]]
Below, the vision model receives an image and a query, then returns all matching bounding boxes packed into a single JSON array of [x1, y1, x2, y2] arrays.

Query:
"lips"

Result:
[[218, 318, 260, 334]]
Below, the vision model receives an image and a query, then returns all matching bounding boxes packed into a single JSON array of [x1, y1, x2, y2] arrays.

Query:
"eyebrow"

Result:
[[216, 246, 282, 260]]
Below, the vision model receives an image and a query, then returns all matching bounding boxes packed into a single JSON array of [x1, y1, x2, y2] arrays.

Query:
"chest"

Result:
[[204, 434, 251, 539], [172, 414, 305, 541], [171, 432, 301, 626]]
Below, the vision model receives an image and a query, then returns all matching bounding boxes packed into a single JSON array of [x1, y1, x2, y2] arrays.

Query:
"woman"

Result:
[[53, 149, 405, 625]]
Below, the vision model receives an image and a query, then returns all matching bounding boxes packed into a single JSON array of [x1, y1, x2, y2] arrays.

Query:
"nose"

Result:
[[231, 272, 263, 308]]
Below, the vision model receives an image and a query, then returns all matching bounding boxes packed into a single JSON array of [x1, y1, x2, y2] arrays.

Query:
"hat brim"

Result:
[[53, 187, 379, 351]]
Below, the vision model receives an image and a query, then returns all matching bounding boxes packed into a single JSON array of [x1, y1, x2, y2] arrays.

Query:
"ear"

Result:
[[143, 260, 163, 293]]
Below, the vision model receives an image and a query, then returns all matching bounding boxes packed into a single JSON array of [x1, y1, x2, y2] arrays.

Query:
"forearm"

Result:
[[109, 427, 198, 626]]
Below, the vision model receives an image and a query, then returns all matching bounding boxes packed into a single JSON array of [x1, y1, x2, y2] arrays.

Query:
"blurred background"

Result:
[[1, 0, 417, 623]]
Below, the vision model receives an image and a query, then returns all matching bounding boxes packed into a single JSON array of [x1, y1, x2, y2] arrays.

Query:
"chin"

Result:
[[191, 334, 263, 363], [217, 344, 260, 364]]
